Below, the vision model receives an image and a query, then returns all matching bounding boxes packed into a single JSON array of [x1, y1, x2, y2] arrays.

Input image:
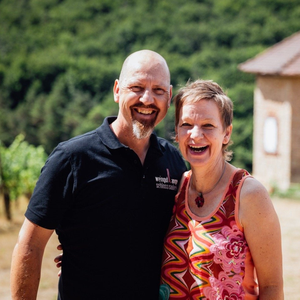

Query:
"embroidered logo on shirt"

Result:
[[155, 168, 178, 191]]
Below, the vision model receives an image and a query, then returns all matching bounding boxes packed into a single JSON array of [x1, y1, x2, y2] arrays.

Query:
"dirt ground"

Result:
[[0, 196, 299, 299]]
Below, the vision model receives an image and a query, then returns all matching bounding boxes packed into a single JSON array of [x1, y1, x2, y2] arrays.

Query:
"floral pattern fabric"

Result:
[[161, 169, 258, 300]]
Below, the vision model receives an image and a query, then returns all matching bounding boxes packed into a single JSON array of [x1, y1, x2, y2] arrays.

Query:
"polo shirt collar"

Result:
[[97, 116, 164, 156]]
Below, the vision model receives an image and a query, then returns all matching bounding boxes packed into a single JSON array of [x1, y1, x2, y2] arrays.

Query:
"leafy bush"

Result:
[[0, 134, 47, 201]]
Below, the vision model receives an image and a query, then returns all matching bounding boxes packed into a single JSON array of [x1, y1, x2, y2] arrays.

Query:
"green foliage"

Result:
[[0, 0, 300, 167], [270, 183, 300, 200], [0, 134, 47, 200]]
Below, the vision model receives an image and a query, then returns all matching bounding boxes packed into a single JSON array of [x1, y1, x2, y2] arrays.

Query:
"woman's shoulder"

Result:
[[239, 173, 275, 228], [241, 175, 268, 199]]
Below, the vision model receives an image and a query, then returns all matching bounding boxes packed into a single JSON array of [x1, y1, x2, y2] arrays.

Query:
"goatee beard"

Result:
[[132, 119, 154, 139]]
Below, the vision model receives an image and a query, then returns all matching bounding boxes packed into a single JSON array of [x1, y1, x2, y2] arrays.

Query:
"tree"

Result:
[[0, 0, 300, 168], [0, 135, 47, 220]]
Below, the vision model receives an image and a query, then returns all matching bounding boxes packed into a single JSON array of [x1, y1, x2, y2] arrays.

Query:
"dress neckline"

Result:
[[184, 169, 240, 221]]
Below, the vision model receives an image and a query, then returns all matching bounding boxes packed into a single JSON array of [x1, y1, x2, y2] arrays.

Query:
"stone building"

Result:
[[239, 31, 300, 191]]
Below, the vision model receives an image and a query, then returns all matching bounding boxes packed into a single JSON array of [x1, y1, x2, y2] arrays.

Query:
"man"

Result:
[[10, 50, 187, 299]]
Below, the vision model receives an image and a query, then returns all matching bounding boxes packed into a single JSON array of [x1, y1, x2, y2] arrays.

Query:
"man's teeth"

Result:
[[137, 108, 154, 115]]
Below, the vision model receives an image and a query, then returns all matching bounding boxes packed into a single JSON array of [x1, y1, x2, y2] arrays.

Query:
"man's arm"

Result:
[[11, 218, 54, 300]]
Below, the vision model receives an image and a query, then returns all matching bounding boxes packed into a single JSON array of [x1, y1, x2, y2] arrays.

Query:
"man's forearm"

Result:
[[10, 242, 43, 300]]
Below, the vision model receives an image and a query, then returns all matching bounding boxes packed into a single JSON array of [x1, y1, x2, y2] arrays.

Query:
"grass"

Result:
[[271, 183, 300, 200]]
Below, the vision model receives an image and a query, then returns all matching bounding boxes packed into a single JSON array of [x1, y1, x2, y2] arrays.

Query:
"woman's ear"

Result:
[[175, 127, 178, 142], [223, 124, 233, 145]]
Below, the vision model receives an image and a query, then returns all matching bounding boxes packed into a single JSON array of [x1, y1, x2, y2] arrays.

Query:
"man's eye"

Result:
[[154, 88, 165, 95], [130, 86, 143, 92], [203, 124, 214, 128]]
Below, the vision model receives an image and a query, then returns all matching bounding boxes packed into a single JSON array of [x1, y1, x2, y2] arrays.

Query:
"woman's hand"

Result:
[[54, 244, 63, 277]]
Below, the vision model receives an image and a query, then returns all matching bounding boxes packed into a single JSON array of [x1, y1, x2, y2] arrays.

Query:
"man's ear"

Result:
[[168, 85, 173, 107], [223, 124, 233, 145], [113, 79, 120, 103]]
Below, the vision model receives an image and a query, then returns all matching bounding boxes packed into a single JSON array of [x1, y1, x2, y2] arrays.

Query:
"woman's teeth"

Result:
[[189, 145, 207, 152]]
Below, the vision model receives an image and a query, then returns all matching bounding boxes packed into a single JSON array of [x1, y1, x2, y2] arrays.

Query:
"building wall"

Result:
[[290, 77, 300, 183], [253, 76, 293, 190]]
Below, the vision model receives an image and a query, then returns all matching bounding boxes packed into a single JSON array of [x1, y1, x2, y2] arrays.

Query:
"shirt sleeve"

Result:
[[25, 144, 74, 230]]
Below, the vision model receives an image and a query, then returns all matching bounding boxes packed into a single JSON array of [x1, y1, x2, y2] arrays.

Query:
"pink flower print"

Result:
[[210, 225, 248, 273], [203, 272, 244, 300]]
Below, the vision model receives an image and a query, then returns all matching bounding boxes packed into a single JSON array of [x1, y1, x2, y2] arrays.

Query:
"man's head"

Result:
[[113, 50, 172, 139]]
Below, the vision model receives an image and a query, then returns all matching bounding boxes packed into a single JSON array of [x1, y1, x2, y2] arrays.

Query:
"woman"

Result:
[[160, 79, 283, 299]]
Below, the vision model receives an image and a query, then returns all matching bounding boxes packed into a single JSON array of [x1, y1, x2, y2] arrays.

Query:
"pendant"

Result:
[[195, 193, 204, 207]]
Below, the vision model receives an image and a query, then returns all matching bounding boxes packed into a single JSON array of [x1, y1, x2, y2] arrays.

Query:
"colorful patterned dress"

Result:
[[161, 169, 259, 299]]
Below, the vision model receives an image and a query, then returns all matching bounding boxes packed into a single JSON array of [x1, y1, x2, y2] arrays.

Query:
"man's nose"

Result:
[[139, 89, 154, 105]]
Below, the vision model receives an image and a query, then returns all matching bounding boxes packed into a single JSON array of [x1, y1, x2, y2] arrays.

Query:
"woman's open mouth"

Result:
[[189, 145, 208, 153]]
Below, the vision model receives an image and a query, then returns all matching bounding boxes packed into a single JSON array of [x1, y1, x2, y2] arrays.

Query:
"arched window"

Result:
[[263, 116, 278, 154]]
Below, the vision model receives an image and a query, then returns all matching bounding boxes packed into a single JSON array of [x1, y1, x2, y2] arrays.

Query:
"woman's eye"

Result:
[[203, 124, 214, 128], [180, 122, 191, 127]]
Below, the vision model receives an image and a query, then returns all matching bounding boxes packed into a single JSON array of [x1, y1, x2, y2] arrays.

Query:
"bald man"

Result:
[[10, 50, 187, 299]]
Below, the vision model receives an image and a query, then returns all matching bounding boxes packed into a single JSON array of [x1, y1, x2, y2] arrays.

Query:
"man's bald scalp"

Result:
[[118, 50, 170, 85]]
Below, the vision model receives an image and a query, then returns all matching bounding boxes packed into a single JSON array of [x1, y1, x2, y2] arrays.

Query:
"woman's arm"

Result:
[[239, 177, 284, 299]]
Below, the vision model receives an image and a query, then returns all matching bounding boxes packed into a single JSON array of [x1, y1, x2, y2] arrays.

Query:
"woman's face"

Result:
[[176, 99, 232, 168]]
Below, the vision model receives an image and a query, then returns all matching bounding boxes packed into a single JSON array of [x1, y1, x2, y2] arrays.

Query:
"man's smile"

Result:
[[135, 107, 156, 115]]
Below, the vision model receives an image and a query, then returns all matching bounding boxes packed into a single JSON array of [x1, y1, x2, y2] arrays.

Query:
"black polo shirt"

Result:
[[26, 117, 187, 300]]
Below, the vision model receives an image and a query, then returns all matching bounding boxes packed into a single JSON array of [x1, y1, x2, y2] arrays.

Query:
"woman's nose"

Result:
[[190, 126, 203, 139]]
